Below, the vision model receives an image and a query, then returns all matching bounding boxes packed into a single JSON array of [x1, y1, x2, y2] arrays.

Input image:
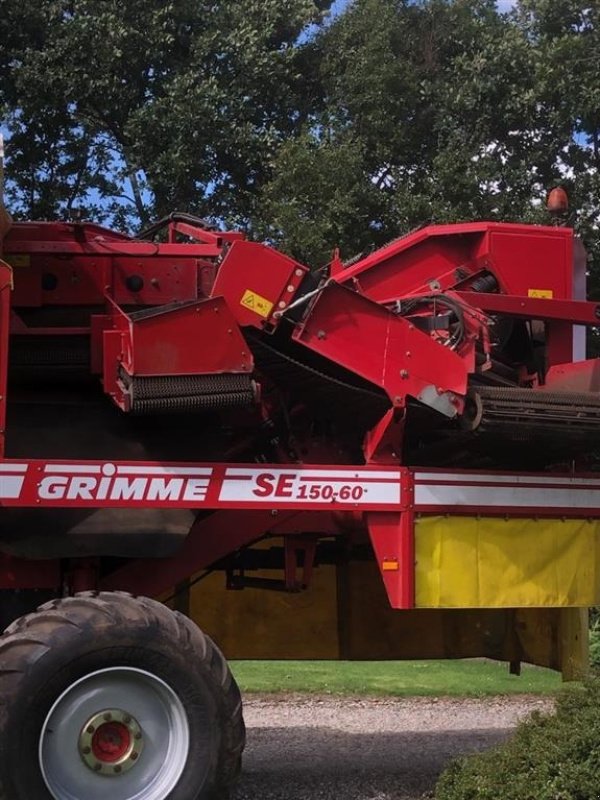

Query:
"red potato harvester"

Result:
[[0, 177, 598, 799]]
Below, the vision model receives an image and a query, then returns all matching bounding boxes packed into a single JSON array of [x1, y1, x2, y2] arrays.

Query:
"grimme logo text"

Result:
[[38, 464, 208, 502]]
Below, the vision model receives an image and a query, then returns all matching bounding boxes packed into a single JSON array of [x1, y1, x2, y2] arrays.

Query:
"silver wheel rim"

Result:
[[39, 666, 190, 800]]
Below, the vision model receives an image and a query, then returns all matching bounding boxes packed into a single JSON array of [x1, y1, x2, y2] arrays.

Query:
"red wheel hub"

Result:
[[91, 721, 132, 764], [79, 708, 144, 775]]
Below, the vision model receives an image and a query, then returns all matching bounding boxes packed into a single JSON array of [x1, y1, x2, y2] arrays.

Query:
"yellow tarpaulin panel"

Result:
[[415, 515, 600, 608]]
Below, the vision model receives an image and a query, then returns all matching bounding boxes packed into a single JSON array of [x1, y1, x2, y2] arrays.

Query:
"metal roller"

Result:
[[463, 385, 600, 441], [120, 372, 256, 414]]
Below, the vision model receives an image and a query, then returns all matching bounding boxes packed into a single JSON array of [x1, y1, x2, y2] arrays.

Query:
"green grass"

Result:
[[229, 659, 564, 697]]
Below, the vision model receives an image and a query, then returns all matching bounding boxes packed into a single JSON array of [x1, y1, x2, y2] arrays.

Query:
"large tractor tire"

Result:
[[0, 591, 245, 800]]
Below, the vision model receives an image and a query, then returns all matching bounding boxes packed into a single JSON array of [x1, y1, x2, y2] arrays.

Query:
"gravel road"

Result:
[[232, 694, 553, 800]]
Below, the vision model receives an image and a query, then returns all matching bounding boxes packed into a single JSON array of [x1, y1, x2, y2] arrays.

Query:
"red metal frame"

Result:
[[0, 260, 11, 458], [0, 554, 60, 590], [453, 291, 600, 325], [5, 218, 599, 422], [1, 458, 600, 607], [338, 222, 574, 302], [0, 461, 404, 511], [3, 216, 600, 616], [3, 459, 596, 515]]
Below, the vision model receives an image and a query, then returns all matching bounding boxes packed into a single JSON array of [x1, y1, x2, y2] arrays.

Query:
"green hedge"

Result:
[[591, 630, 600, 668], [436, 679, 600, 800], [591, 610, 600, 668]]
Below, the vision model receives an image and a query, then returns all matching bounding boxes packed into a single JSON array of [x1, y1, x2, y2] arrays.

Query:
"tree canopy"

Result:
[[1, 0, 331, 226], [2, 0, 599, 276]]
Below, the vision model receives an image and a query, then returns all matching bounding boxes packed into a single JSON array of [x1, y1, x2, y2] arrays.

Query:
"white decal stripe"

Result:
[[44, 465, 102, 474], [219, 478, 400, 504], [0, 464, 27, 473], [415, 472, 600, 487], [415, 484, 600, 509], [0, 476, 25, 498], [224, 474, 399, 484], [42, 465, 213, 477], [223, 467, 401, 480], [117, 466, 212, 476], [297, 472, 402, 480], [297, 476, 400, 483]]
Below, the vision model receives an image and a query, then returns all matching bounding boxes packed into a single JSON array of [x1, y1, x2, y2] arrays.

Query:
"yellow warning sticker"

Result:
[[240, 289, 274, 319], [4, 254, 30, 267], [528, 288, 553, 299]]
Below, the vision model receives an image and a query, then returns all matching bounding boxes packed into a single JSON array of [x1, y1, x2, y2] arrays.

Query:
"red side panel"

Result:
[[102, 297, 253, 409], [114, 297, 252, 377], [211, 240, 309, 328], [337, 222, 573, 303], [486, 226, 572, 298], [339, 225, 485, 300], [293, 282, 471, 409]]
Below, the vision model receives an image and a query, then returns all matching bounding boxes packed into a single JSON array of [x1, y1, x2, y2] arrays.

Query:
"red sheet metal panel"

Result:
[[109, 297, 252, 377], [211, 240, 308, 328], [293, 281, 471, 411]]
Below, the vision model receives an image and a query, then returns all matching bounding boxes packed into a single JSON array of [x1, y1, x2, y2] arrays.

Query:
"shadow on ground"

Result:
[[233, 726, 510, 800]]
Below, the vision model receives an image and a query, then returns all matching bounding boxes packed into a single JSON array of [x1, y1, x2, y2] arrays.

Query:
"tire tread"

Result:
[[0, 592, 244, 799]]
